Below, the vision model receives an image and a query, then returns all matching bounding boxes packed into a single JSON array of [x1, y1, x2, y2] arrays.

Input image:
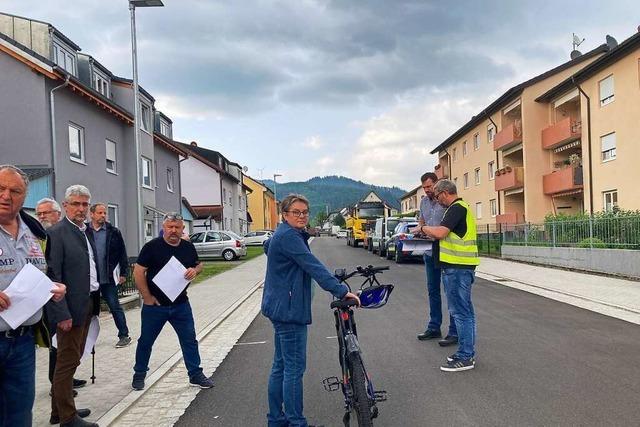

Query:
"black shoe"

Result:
[[50, 409, 91, 425], [417, 329, 442, 341], [132, 373, 146, 391], [440, 357, 475, 372], [438, 335, 458, 347], [189, 372, 214, 389], [49, 389, 78, 397], [447, 353, 460, 362], [60, 414, 98, 427], [73, 378, 87, 389]]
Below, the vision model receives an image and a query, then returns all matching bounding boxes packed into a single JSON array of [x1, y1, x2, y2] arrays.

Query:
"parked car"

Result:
[[243, 230, 272, 246], [372, 217, 415, 257], [190, 230, 247, 261], [385, 221, 433, 263], [306, 227, 320, 237], [336, 229, 348, 239]]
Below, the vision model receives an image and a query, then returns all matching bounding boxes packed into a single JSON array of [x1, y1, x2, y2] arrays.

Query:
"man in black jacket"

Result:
[[87, 203, 131, 348], [46, 184, 100, 427]]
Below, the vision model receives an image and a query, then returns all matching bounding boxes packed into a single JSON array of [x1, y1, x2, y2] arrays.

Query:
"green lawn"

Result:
[[193, 245, 265, 284]]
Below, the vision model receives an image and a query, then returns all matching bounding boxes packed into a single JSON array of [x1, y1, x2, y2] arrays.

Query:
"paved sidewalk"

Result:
[[33, 254, 266, 426], [477, 257, 640, 325]]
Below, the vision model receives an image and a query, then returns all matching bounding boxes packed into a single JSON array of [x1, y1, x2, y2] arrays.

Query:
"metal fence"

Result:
[[477, 215, 640, 250], [116, 257, 139, 299]]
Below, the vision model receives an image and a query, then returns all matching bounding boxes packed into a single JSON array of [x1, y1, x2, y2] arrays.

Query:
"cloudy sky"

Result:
[[2, 0, 637, 190]]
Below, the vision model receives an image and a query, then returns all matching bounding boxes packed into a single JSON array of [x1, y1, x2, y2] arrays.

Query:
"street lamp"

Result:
[[129, 0, 164, 251], [273, 173, 282, 222]]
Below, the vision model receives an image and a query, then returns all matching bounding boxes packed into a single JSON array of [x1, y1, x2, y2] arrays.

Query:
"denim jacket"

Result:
[[261, 222, 348, 325]]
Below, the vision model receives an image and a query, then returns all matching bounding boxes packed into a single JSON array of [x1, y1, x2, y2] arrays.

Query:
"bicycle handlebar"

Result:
[[337, 265, 389, 281]]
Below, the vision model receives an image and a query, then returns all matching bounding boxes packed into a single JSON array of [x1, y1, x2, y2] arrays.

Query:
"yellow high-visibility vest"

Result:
[[439, 200, 480, 266]]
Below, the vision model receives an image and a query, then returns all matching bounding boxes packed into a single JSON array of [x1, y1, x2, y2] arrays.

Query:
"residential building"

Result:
[[178, 142, 250, 235], [400, 185, 425, 216], [0, 12, 186, 252], [244, 175, 277, 231], [430, 39, 612, 225]]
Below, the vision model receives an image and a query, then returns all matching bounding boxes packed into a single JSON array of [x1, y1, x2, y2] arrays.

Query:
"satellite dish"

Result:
[[242, 166, 249, 173], [570, 50, 582, 60], [606, 35, 618, 49]]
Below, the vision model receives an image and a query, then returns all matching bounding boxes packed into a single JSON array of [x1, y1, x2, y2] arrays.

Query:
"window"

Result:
[[144, 220, 154, 241], [463, 141, 467, 157], [93, 73, 109, 97], [68, 123, 85, 163], [223, 188, 227, 204], [107, 204, 118, 227], [190, 232, 205, 243], [167, 168, 174, 192], [142, 157, 152, 188], [205, 232, 222, 242], [106, 139, 117, 173], [452, 147, 457, 161], [463, 173, 469, 189], [487, 125, 495, 143], [53, 42, 76, 75], [154, 161, 158, 188], [601, 132, 616, 161], [140, 103, 151, 132], [474, 168, 481, 185], [603, 190, 618, 212], [599, 75, 614, 106], [238, 195, 242, 209], [488, 161, 495, 180], [490, 199, 497, 217], [160, 121, 171, 137], [475, 202, 482, 219], [473, 133, 480, 151]]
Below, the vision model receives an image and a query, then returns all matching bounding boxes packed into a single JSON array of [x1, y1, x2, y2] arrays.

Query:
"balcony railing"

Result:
[[493, 120, 522, 151], [495, 212, 524, 225], [543, 165, 583, 195], [495, 166, 524, 192], [541, 117, 581, 150]]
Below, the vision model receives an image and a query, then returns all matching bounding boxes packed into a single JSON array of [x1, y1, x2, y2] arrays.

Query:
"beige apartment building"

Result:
[[400, 185, 425, 216], [431, 30, 640, 225]]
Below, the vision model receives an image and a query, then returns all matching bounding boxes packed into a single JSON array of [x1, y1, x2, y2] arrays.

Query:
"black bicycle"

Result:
[[323, 265, 394, 426]]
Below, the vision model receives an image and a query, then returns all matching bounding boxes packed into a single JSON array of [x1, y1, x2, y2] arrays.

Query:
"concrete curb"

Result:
[[96, 279, 264, 426]]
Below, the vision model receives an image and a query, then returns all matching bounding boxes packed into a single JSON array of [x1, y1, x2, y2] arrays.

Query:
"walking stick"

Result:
[[91, 346, 96, 384]]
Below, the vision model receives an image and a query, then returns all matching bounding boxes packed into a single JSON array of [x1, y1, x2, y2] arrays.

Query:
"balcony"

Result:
[[541, 117, 581, 150], [543, 165, 583, 195], [495, 212, 524, 225], [494, 166, 524, 192], [493, 120, 522, 151]]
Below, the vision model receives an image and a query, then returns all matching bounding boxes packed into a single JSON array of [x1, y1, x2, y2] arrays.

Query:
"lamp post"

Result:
[[273, 173, 282, 222], [129, 0, 164, 251]]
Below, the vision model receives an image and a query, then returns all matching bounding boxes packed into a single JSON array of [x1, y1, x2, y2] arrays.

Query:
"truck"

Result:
[[345, 201, 387, 248], [331, 225, 341, 236]]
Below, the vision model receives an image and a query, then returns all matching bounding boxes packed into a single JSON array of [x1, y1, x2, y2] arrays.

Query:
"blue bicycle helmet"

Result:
[[358, 284, 394, 309]]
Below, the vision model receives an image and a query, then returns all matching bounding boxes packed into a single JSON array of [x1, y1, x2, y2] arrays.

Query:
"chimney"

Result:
[[190, 141, 198, 147]]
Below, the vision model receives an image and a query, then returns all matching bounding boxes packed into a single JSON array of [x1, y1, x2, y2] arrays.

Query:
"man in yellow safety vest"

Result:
[[420, 179, 480, 372]]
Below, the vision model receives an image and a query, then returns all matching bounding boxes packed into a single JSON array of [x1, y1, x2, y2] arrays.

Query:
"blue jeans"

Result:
[[424, 254, 457, 336], [134, 302, 202, 378], [442, 268, 476, 360], [267, 321, 308, 427], [100, 283, 129, 338], [0, 331, 35, 427]]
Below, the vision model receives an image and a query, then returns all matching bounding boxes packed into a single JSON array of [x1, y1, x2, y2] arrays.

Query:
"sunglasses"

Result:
[[164, 213, 184, 221]]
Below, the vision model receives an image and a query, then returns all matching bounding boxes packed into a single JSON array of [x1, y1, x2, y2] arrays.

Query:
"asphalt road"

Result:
[[177, 236, 640, 426]]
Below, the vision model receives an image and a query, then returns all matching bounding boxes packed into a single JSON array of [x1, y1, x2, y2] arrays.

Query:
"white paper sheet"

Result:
[[152, 256, 189, 302], [0, 263, 55, 329], [401, 240, 433, 252], [113, 264, 120, 286], [81, 316, 100, 360]]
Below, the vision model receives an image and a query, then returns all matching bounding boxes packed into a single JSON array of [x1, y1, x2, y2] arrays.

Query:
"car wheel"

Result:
[[222, 249, 235, 261], [394, 247, 403, 264], [379, 243, 386, 257], [385, 247, 392, 260]]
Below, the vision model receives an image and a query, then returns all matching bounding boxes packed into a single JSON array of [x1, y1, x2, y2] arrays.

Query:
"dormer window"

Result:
[[53, 41, 76, 75], [140, 103, 151, 132], [160, 120, 171, 138], [93, 72, 109, 97]]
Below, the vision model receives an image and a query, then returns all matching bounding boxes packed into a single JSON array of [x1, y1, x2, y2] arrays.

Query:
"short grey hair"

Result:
[[280, 194, 309, 216], [64, 184, 91, 201], [433, 179, 457, 196], [0, 165, 29, 190], [36, 197, 61, 212]]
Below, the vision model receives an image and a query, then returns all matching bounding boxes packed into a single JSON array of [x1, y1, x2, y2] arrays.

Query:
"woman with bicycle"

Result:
[[262, 194, 360, 427]]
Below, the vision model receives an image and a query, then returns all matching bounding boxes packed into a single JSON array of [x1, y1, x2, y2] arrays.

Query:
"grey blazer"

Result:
[[45, 218, 101, 326]]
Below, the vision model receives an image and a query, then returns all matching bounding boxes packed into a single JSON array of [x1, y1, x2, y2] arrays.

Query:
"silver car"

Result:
[[190, 230, 247, 261], [243, 230, 272, 246]]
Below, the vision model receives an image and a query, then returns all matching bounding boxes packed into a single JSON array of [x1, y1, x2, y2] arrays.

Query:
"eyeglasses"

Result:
[[435, 191, 445, 199], [285, 210, 310, 218], [164, 213, 184, 221], [67, 202, 89, 208], [36, 210, 57, 217]]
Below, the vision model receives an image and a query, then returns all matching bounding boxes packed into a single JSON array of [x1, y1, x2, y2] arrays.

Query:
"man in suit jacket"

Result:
[[46, 185, 99, 427]]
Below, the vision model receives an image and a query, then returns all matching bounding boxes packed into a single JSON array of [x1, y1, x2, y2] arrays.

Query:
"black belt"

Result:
[[1, 325, 33, 339]]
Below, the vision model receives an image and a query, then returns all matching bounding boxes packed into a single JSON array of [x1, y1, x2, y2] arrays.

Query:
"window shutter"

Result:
[[106, 140, 116, 160], [601, 133, 616, 152]]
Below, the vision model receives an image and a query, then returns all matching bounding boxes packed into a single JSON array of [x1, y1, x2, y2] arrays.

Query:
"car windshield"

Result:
[[226, 231, 242, 240]]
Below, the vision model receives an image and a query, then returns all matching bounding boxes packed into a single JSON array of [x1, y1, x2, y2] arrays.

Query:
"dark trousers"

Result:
[[51, 306, 92, 423], [424, 253, 457, 336], [100, 283, 129, 338], [0, 330, 35, 427]]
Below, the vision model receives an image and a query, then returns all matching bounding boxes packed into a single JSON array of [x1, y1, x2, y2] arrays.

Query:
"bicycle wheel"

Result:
[[348, 353, 374, 427]]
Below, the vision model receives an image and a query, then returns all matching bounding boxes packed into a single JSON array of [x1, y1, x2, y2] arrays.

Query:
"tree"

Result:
[[333, 214, 346, 227], [313, 211, 329, 227]]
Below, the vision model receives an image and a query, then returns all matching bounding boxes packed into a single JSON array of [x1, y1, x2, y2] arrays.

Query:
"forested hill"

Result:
[[262, 175, 406, 216]]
